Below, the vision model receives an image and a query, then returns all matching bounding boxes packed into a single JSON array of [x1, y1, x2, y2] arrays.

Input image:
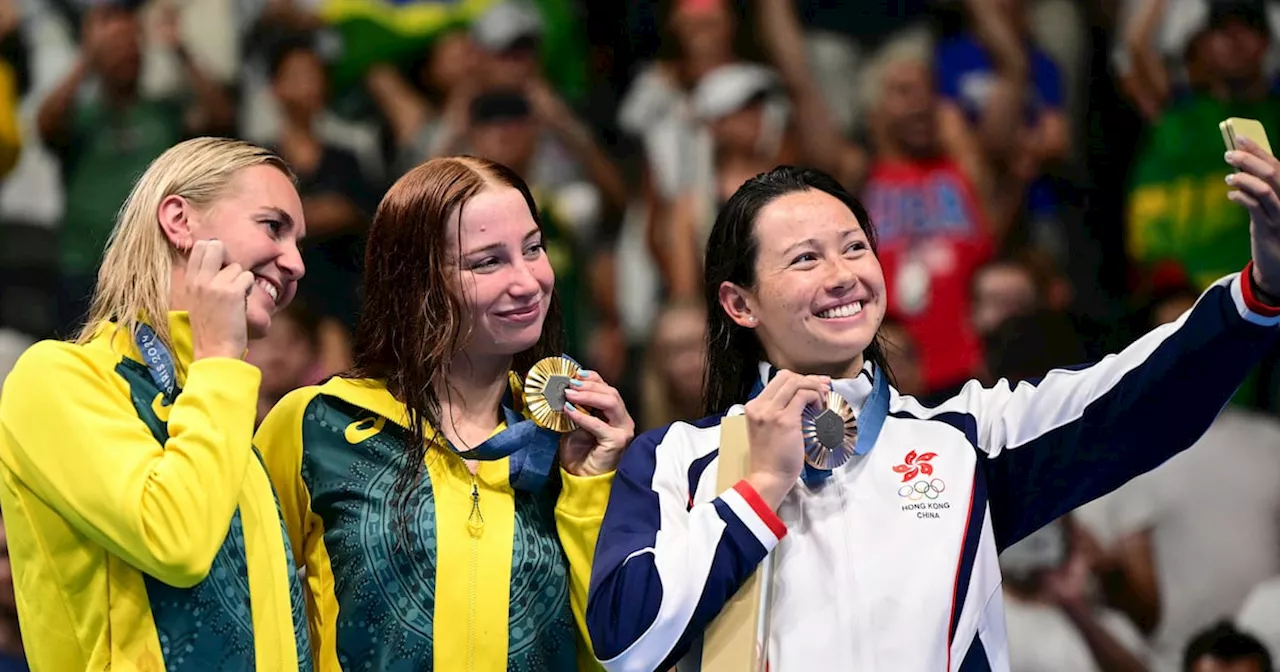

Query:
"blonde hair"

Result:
[[75, 137, 294, 351], [857, 26, 934, 117]]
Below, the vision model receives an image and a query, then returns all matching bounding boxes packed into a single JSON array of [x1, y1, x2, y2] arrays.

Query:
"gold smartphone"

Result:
[[1221, 117, 1274, 155]]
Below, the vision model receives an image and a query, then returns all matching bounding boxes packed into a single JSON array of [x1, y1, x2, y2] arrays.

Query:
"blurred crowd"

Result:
[[0, 0, 1279, 669]]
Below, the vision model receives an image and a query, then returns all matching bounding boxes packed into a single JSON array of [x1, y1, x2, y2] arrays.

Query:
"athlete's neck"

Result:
[[439, 353, 512, 428]]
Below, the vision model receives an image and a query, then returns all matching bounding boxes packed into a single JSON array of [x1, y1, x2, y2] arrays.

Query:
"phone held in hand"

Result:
[[1221, 117, 1274, 156]]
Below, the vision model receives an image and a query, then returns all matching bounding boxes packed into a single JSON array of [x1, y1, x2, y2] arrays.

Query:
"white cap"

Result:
[[471, 1, 543, 53], [998, 519, 1068, 579], [691, 63, 781, 121]]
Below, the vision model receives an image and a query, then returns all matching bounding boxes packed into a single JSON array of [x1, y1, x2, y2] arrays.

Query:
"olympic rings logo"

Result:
[[897, 479, 946, 501]]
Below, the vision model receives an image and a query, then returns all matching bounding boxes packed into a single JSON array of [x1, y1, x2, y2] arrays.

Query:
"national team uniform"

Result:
[[255, 374, 613, 671], [586, 268, 1280, 671], [0, 312, 311, 671]]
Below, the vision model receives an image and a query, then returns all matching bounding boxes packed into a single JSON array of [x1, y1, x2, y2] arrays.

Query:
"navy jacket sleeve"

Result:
[[585, 418, 788, 672], [901, 268, 1280, 549]]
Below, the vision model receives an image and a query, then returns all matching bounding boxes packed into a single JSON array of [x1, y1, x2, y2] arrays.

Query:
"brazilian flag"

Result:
[[318, 0, 588, 100]]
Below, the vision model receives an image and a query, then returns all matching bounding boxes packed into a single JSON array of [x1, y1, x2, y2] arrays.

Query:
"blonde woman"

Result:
[[0, 137, 311, 671]]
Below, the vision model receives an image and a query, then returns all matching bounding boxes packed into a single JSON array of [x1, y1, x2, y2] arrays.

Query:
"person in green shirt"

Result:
[[36, 1, 233, 338]]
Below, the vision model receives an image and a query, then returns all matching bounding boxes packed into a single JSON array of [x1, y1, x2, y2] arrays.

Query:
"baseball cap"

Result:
[[998, 519, 1068, 579], [691, 63, 781, 121], [471, 1, 543, 54]]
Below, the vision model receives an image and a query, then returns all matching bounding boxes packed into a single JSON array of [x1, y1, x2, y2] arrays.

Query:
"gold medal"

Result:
[[802, 391, 858, 470], [523, 356, 581, 433]]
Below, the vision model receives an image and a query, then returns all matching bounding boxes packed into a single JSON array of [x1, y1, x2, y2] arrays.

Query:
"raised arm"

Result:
[[898, 267, 1279, 549], [755, 0, 867, 191], [586, 421, 786, 672], [0, 343, 259, 588]]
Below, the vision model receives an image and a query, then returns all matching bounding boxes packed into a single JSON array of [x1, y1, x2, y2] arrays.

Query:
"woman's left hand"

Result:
[[558, 369, 634, 477], [1224, 137, 1280, 297]]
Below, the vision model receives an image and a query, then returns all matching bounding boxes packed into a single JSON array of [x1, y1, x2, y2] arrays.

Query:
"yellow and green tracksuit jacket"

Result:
[[255, 374, 614, 671], [0, 313, 310, 671]]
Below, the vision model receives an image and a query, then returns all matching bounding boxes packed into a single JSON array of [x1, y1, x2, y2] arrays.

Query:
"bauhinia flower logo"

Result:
[[893, 450, 937, 482]]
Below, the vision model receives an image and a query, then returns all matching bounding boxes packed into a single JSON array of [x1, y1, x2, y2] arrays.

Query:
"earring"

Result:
[[747, 316, 757, 323]]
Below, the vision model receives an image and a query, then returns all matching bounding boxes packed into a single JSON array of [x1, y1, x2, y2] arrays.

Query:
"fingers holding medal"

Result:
[[802, 390, 858, 470], [525, 356, 635, 476]]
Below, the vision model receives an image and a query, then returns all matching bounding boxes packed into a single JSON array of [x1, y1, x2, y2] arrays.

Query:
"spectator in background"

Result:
[[38, 0, 232, 337], [1182, 622, 1273, 672], [245, 299, 321, 427], [639, 299, 706, 430], [1124, 0, 1280, 291], [365, 26, 477, 177], [652, 0, 868, 298], [1073, 278, 1280, 672], [971, 256, 1043, 337], [1001, 518, 1151, 672], [268, 35, 376, 373], [859, 33, 999, 397], [937, 0, 1073, 260], [618, 0, 739, 302], [982, 309, 1089, 386]]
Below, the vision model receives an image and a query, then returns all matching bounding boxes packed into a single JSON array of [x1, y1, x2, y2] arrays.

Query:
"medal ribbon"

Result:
[[438, 353, 587, 492], [746, 363, 891, 486], [444, 397, 562, 492], [135, 323, 179, 401]]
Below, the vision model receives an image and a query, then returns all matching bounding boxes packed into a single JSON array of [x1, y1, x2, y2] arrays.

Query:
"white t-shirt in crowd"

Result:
[[1074, 408, 1280, 672], [1005, 597, 1150, 672], [1237, 576, 1280, 661]]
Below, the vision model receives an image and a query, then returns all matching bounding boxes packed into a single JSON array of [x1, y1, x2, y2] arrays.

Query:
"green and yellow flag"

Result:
[[317, 0, 587, 99]]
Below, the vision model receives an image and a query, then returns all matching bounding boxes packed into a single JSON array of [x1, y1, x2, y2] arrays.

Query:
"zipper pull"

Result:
[[467, 476, 484, 537]]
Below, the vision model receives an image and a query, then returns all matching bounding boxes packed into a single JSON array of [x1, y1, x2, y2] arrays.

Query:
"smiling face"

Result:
[[180, 165, 307, 339], [448, 186, 555, 360], [719, 189, 887, 377]]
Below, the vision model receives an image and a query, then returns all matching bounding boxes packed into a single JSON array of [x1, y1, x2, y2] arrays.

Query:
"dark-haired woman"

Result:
[[256, 156, 634, 671], [586, 143, 1280, 670]]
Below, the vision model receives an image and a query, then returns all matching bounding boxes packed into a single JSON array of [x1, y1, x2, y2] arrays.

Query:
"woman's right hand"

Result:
[[187, 240, 255, 361], [742, 370, 831, 510]]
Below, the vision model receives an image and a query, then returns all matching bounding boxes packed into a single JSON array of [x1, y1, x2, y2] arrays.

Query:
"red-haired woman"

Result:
[[256, 156, 634, 671]]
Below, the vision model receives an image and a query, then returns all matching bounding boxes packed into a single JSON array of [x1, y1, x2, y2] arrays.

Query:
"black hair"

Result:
[[701, 165, 893, 415], [267, 33, 321, 83], [468, 89, 533, 125], [1183, 621, 1273, 672]]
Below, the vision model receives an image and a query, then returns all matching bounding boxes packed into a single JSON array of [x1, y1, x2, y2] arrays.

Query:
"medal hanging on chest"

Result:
[[801, 390, 858, 470]]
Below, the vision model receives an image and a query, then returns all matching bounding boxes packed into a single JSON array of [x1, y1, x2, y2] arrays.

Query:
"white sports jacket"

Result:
[[586, 269, 1280, 672]]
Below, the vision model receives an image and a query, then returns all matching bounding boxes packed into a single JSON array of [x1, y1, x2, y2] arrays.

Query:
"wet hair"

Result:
[[701, 165, 893, 415], [348, 156, 564, 535]]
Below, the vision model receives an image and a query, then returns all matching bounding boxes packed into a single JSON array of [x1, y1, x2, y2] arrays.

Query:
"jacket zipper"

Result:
[[466, 470, 484, 672]]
